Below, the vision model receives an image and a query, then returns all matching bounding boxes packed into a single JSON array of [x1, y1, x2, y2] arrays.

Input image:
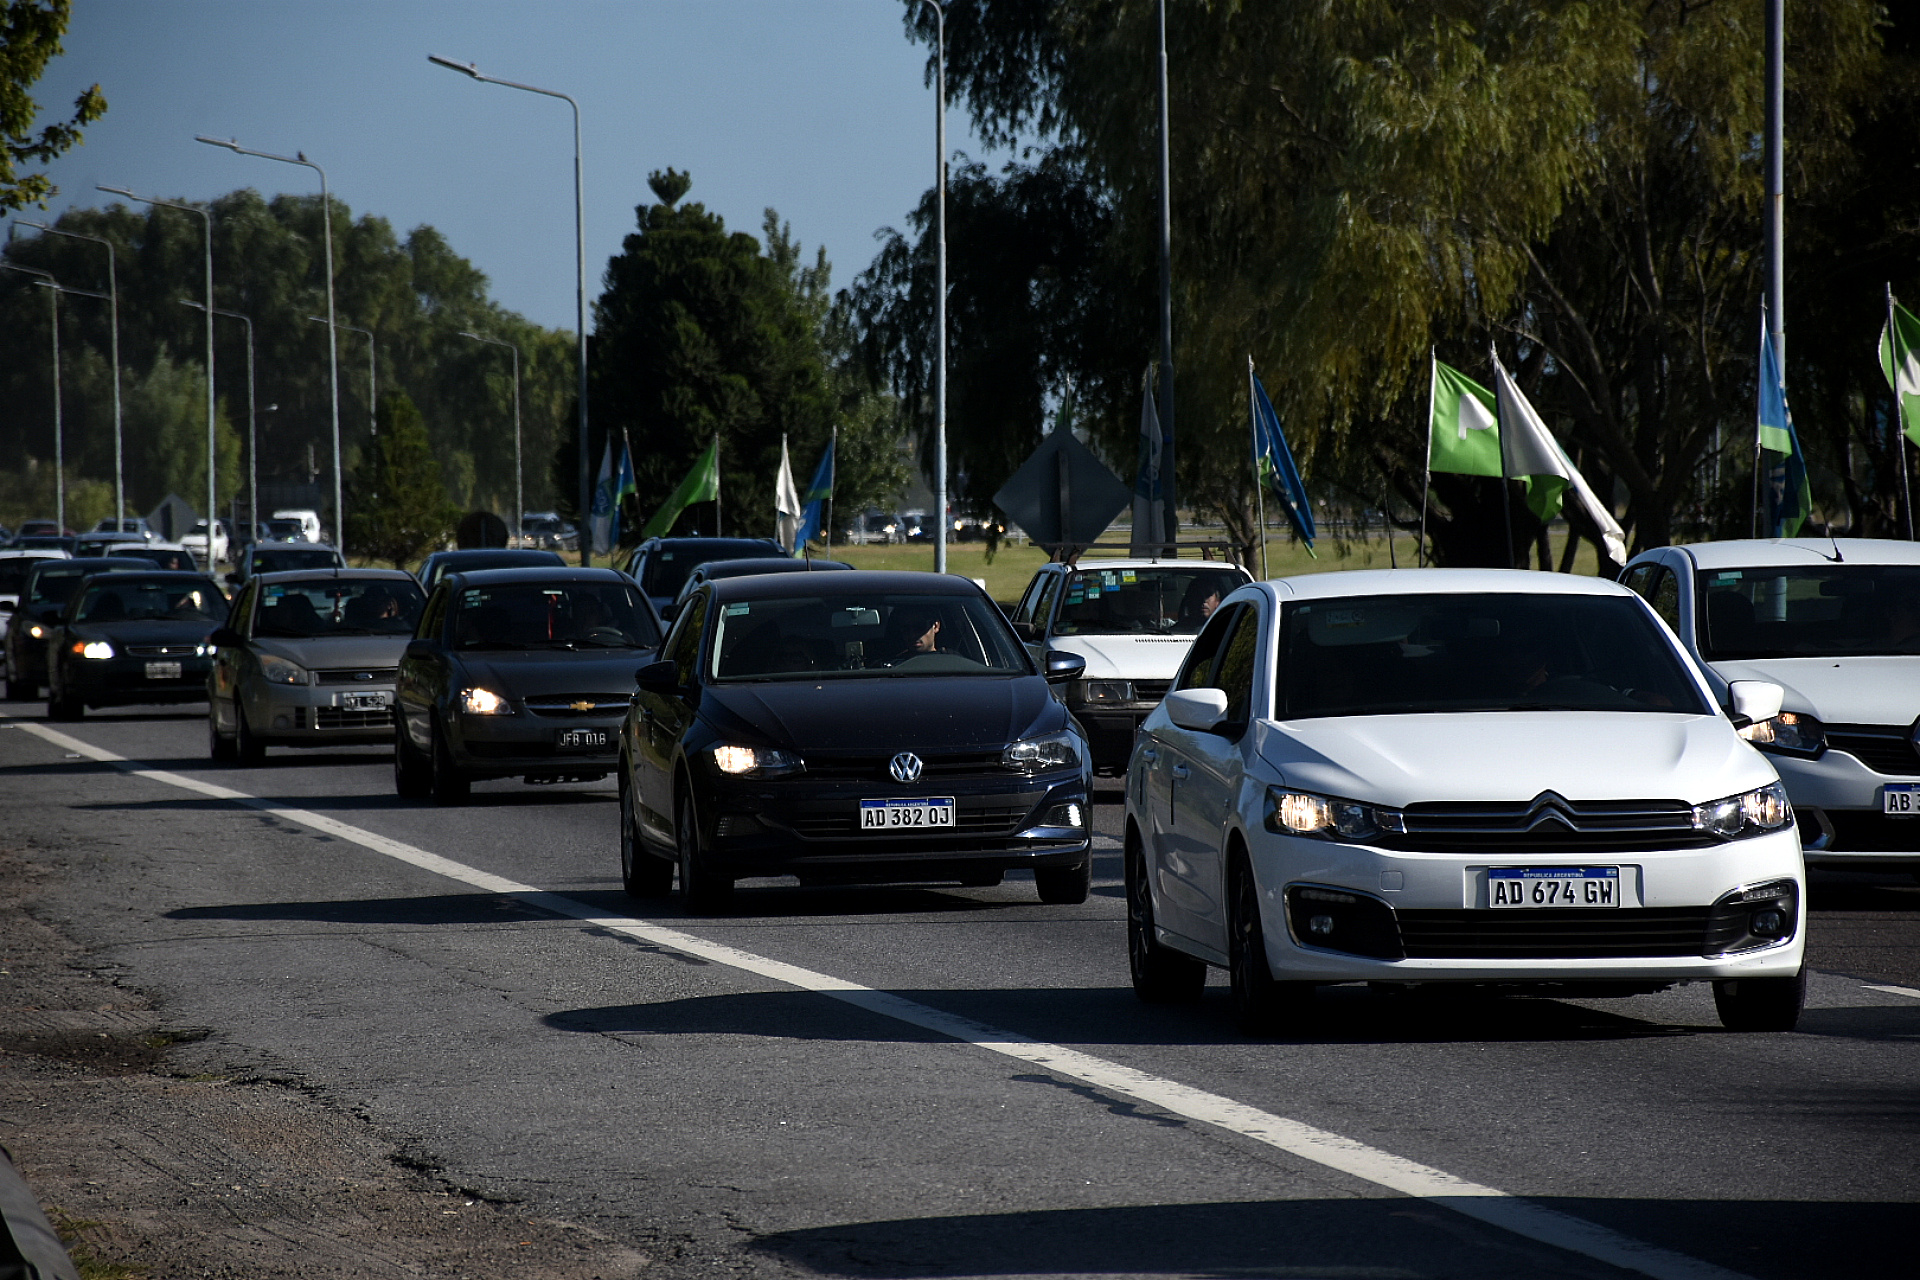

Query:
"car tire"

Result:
[[1712, 967, 1806, 1032], [1034, 859, 1091, 905], [208, 706, 237, 762], [393, 710, 430, 800], [675, 788, 732, 913], [233, 700, 266, 766], [620, 766, 672, 898], [1127, 834, 1205, 1003], [428, 716, 470, 805], [1228, 847, 1309, 1035]]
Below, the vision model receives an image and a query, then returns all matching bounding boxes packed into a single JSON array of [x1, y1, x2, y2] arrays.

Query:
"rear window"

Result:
[[251, 548, 343, 575]]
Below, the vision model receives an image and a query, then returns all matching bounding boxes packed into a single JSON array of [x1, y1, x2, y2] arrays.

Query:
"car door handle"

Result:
[[1171, 763, 1190, 780]]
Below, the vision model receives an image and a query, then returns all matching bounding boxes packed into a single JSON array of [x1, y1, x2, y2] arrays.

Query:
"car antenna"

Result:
[[1824, 522, 1844, 563]]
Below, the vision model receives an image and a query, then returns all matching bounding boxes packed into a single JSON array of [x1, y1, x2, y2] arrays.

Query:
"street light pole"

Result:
[[1, 261, 64, 533], [182, 300, 257, 540], [17, 220, 122, 524], [458, 330, 523, 545], [309, 316, 374, 440], [98, 187, 215, 561], [916, 1, 948, 576], [192, 139, 342, 549], [1156, 0, 1178, 551], [429, 55, 591, 566]]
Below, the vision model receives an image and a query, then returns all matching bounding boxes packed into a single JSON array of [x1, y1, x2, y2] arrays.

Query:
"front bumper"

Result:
[[1246, 825, 1806, 985], [1767, 748, 1920, 864], [64, 654, 214, 707], [450, 711, 622, 781], [1070, 705, 1154, 772], [244, 681, 397, 745]]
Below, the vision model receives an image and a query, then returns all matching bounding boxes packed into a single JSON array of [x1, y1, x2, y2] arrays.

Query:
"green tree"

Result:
[[126, 349, 239, 508], [1, 0, 105, 212], [347, 391, 459, 566]]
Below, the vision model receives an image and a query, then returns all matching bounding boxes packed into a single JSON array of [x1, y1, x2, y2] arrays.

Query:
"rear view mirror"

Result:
[[1165, 687, 1229, 732]]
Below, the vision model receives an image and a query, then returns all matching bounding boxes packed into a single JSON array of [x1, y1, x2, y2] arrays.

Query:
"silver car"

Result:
[[207, 569, 425, 764]]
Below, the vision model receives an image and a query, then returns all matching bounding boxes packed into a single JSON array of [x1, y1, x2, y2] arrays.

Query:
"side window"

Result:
[[1175, 603, 1243, 691], [1623, 564, 1660, 600], [661, 593, 709, 686], [1009, 574, 1046, 627], [231, 586, 257, 636], [1031, 574, 1062, 636], [1213, 606, 1263, 728], [1649, 569, 1682, 632], [417, 586, 449, 641]]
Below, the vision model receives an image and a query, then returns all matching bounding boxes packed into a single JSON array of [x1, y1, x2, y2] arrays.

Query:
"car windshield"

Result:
[[1052, 566, 1248, 636], [254, 579, 425, 637], [77, 578, 227, 624], [29, 566, 121, 606], [711, 591, 1030, 681], [251, 548, 340, 575], [1695, 564, 1920, 659], [451, 581, 659, 650], [1277, 593, 1710, 719]]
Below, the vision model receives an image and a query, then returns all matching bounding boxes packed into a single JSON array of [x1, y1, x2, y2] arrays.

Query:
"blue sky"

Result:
[[26, 0, 1005, 332]]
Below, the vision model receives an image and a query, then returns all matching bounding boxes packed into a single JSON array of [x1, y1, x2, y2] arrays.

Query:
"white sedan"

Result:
[[1124, 568, 1806, 1034], [1623, 539, 1920, 875]]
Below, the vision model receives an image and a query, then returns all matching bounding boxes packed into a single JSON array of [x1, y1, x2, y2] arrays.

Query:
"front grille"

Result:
[[313, 706, 392, 730], [523, 694, 629, 717], [126, 644, 201, 657], [1818, 809, 1920, 852], [1378, 796, 1717, 853], [1397, 907, 1714, 959], [1134, 679, 1172, 702], [1825, 725, 1920, 776], [801, 750, 1011, 782], [780, 803, 1032, 839], [315, 667, 397, 686]]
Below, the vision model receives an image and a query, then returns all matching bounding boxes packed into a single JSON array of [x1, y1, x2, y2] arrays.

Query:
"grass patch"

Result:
[[48, 1208, 143, 1280]]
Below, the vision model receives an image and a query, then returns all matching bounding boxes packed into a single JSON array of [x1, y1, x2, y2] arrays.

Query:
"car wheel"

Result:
[[1127, 832, 1205, 1003], [428, 716, 470, 805], [1228, 847, 1309, 1035], [233, 699, 266, 766], [393, 710, 430, 799], [1712, 968, 1805, 1032], [208, 705, 237, 762], [1034, 858, 1091, 905], [675, 788, 732, 912], [620, 766, 672, 898]]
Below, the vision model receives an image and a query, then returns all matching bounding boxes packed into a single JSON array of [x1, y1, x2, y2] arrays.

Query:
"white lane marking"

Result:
[[1863, 983, 1920, 1000], [15, 720, 1752, 1280]]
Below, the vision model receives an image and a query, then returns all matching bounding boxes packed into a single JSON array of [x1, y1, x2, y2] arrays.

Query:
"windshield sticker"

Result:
[[1715, 571, 1743, 581], [463, 590, 480, 605], [1122, 570, 1137, 583], [724, 603, 750, 616], [1327, 609, 1363, 629], [265, 586, 284, 599]]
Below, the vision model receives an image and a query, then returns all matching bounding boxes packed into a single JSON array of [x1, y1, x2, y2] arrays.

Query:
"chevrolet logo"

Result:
[[570, 700, 595, 712]]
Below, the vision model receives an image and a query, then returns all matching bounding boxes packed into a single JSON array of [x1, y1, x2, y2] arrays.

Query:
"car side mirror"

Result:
[[1165, 687, 1230, 732], [405, 639, 436, 659], [658, 601, 680, 624], [635, 660, 682, 695], [208, 627, 245, 648], [1042, 649, 1085, 684], [223, 572, 241, 586], [1726, 680, 1784, 729]]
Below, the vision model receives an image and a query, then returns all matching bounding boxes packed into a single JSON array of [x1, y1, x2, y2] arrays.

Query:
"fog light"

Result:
[[1750, 908, 1786, 937], [1309, 914, 1335, 936], [1042, 801, 1085, 828]]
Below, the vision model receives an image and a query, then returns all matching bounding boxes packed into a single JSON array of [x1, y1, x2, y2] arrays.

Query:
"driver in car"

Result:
[[881, 605, 942, 664]]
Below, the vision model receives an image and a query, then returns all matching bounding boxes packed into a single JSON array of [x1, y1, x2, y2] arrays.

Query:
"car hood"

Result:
[[1254, 712, 1775, 808], [1045, 633, 1195, 680], [1705, 656, 1920, 726], [252, 634, 412, 670], [459, 649, 648, 698], [700, 676, 1060, 751]]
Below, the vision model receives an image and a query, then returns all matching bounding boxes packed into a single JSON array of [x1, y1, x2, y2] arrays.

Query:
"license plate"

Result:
[[144, 660, 182, 680], [859, 797, 957, 830], [1884, 784, 1920, 815], [1489, 866, 1620, 909], [339, 691, 392, 710], [557, 728, 611, 749]]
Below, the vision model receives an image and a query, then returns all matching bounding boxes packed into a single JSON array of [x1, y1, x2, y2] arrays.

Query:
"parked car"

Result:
[[226, 541, 348, 586], [206, 569, 426, 764], [394, 567, 662, 803], [663, 556, 853, 620], [624, 536, 786, 616], [1622, 538, 1920, 876], [1125, 568, 1805, 1034], [4, 555, 162, 699], [1008, 559, 1253, 774], [619, 570, 1092, 910], [45, 570, 228, 719], [417, 547, 565, 591], [89, 517, 154, 542]]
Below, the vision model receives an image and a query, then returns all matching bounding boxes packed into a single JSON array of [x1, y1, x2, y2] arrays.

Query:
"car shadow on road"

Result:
[[744, 1196, 1915, 1280], [165, 892, 558, 928]]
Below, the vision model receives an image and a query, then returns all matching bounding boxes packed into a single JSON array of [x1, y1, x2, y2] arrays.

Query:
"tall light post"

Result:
[[1155, 0, 1178, 551], [429, 54, 591, 566], [458, 330, 523, 545], [916, 0, 949, 575], [17, 219, 122, 524], [308, 316, 375, 440], [1, 260, 65, 532], [99, 186, 215, 558], [193, 138, 342, 549], [182, 300, 258, 539]]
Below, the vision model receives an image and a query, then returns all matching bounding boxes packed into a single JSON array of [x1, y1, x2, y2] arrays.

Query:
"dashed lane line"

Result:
[[1863, 983, 1920, 1000], [13, 719, 1753, 1280]]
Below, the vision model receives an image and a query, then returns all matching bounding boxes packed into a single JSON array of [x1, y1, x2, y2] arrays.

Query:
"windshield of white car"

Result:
[[1696, 565, 1920, 659], [1277, 593, 1710, 718], [710, 592, 1029, 681], [1052, 567, 1248, 636], [76, 578, 227, 624], [254, 579, 425, 637], [451, 582, 658, 650]]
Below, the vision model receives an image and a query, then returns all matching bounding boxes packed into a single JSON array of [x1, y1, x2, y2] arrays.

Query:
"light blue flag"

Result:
[[1758, 306, 1810, 538], [1251, 366, 1316, 554], [610, 442, 636, 551], [793, 433, 835, 548]]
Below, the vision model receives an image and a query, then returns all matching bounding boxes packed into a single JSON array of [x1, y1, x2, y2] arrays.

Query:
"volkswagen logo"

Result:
[[889, 751, 924, 783]]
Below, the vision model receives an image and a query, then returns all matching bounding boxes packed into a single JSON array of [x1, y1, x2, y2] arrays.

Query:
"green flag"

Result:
[[639, 437, 720, 540], [1428, 359, 1502, 476], [1879, 295, 1920, 447]]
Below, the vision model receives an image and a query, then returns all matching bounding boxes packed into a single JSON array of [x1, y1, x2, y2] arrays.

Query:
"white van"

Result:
[[1008, 558, 1252, 773], [272, 509, 323, 543]]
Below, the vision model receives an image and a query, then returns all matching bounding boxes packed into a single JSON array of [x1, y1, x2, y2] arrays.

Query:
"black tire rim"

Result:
[[619, 774, 637, 882], [1127, 847, 1154, 980]]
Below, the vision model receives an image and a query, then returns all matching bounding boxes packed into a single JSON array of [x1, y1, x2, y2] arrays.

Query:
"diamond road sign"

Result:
[[991, 429, 1132, 547]]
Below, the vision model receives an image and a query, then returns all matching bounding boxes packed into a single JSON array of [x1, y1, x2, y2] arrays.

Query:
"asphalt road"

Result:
[[3, 698, 1917, 1280]]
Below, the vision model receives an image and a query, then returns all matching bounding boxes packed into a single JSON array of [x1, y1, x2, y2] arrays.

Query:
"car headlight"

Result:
[[1070, 680, 1134, 705], [257, 653, 311, 686], [1738, 711, 1824, 756], [27, 623, 45, 639], [708, 745, 804, 778], [1003, 729, 1082, 774], [74, 640, 114, 660], [461, 686, 511, 715], [1264, 788, 1406, 841], [1692, 782, 1793, 839]]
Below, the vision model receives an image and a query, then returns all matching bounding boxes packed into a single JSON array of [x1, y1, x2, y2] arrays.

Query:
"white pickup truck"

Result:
[[1007, 558, 1252, 774]]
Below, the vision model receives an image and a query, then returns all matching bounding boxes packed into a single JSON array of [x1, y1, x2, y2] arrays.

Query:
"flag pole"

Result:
[[825, 424, 837, 555], [1753, 304, 1766, 538], [1420, 350, 1434, 567], [713, 432, 722, 538], [1491, 345, 1516, 569], [1892, 287, 1915, 540], [1249, 356, 1270, 579]]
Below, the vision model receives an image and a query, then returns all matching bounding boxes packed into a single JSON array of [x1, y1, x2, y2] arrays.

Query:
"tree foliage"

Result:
[[1, 0, 106, 213], [346, 391, 460, 566]]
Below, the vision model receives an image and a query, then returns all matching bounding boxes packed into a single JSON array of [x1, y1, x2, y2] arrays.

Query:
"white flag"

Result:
[[774, 434, 803, 555], [588, 437, 617, 556], [1491, 356, 1627, 566]]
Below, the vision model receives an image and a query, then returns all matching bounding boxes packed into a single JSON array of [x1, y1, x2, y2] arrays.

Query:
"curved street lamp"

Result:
[[16, 219, 122, 524]]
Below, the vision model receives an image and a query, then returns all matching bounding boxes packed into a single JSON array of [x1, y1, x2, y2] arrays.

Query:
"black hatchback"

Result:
[[618, 570, 1093, 911], [45, 571, 229, 718]]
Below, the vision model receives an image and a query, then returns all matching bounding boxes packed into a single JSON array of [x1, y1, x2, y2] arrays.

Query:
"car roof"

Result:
[[426, 548, 565, 563], [639, 536, 783, 553], [440, 566, 633, 588], [1052, 558, 1254, 574], [1653, 538, 1920, 570], [250, 567, 420, 586], [706, 569, 988, 602], [1265, 567, 1636, 601], [71, 570, 220, 585], [33, 555, 160, 576], [699, 557, 853, 577], [248, 541, 342, 553], [0, 549, 68, 560]]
